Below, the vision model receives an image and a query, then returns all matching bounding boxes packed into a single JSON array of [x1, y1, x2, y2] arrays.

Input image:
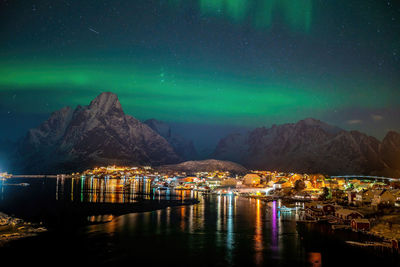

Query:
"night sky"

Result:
[[0, 0, 399, 149]]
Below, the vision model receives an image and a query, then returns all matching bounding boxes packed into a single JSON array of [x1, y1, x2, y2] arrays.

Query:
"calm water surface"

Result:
[[0, 178, 397, 266]]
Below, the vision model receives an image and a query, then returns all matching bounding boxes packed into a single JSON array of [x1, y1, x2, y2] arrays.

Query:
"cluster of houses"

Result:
[[74, 167, 400, 209], [241, 172, 400, 207], [303, 187, 400, 233], [304, 202, 371, 231], [351, 189, 400, 207], [0, 172, 11, 179]]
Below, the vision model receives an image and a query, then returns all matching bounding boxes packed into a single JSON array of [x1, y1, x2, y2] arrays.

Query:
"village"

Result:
[[73, 165, 400, 250]]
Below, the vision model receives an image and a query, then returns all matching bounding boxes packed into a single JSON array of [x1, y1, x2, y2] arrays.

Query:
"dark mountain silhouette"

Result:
[[144, 119, 198, 160]]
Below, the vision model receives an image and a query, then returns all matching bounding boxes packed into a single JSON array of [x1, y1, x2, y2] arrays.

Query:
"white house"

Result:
[[355, 189, 375, 205], [372, 189, 395, 206], [391, 189, 400, 201]]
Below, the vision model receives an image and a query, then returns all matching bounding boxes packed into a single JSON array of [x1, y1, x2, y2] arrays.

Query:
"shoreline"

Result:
[[86, 198, 201, 225], [0, 212, 47, 246], [63, 198, 200, 216], [2, 198, 200, 229]]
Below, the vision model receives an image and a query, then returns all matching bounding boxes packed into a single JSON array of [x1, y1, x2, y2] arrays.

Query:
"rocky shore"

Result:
[[0, 212, 47, 246]]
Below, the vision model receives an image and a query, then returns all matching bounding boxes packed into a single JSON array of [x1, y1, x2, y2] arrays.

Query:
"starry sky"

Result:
[[0, 0, 399, 150]]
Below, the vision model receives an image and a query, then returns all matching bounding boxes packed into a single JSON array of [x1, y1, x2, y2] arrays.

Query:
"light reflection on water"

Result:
[[55, 177, 158, 203], [85, 191, 304, 266], [254, 199, 263, 265], [0, 178, 313, 266], [226, 195, 234, 265], [54, 176, 306, 265], [2, 178, 391, 266]]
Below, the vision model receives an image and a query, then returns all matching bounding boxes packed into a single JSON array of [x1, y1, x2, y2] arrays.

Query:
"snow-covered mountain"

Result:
[[213, 118, 400, 177], [159, 159, 247, 174], [14, 92, 181, 174], [144, 119, 198, 160]]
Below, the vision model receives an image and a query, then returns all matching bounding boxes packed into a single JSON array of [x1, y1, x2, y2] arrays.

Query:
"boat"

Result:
[[3, 183, 30, 187], [213, 189, 234, 196], [278, 206, 294, 212], [175, 185, 193, 190], [194, 186, 211, 192], [195, 188, 212, 194], [332, 224, 350, 230], [218, 192, 234, 196], [155, 187, 169, 191]]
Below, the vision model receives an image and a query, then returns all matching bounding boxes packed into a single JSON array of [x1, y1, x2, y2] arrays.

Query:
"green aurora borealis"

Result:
[[0, 0, 399, 141], [0, 58, 395, 125]]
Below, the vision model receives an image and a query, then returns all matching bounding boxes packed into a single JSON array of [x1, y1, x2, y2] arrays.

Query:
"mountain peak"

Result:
[[296, 118, 342, 134], [58, 106, 72, 114], [89, 92, 122, 113], [299, 117, 321, 124], [384, 130, 400, 140], [159, 159, 247, 174], [14, 92, 181, 174]]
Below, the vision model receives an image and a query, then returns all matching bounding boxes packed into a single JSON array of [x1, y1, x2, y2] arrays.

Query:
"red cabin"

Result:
[[351, 218, 370, 231]]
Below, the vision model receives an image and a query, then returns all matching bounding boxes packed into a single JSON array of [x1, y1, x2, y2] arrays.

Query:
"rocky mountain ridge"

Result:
[[213, 118, 400, 177], [144, 119, 198, 160], [9, 92, 400, 177], [13, 92, 181, 174]]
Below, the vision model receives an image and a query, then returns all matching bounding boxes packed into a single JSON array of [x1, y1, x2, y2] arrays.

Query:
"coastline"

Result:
[[0, 212, 47, 246]]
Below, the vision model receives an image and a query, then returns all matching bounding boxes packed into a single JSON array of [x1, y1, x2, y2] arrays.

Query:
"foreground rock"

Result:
[[0, 212, 46, 246]]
